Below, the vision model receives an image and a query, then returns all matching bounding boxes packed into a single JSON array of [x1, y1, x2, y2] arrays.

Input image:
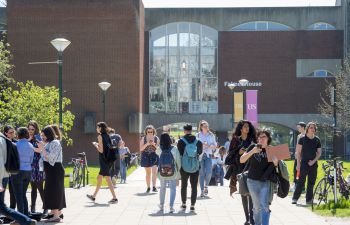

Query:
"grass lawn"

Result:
[[63, 164, 138, 188], [285, 160, 350, 217]]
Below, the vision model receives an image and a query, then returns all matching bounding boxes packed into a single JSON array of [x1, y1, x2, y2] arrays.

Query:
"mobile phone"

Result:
[[35, 134, 42, 142], [256, 144, 262, 149]]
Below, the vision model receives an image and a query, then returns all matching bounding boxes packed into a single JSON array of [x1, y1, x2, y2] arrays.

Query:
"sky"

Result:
[[0, 0, 339, 8]]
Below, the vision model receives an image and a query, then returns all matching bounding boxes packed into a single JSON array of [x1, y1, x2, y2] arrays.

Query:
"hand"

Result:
[[239, 148, 245, 155], [272, 155, 278, 167], [253, 147, 262, 154], [308, 160, 315, 166], [0, 185, 4, 192]]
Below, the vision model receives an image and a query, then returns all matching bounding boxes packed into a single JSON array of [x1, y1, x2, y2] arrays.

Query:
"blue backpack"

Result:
[[181, 137, 199, 173], [158, 147, 175, 177]]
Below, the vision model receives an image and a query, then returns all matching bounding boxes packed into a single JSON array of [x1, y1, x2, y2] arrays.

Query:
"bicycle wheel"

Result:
[[72, 164, 81, 188], [76, 165, 83, 188], [312, 178, 329, 210]]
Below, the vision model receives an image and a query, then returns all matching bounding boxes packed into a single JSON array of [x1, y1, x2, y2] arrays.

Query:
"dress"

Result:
[[98, 133, 113, 176], [140, 136, 159, 167]]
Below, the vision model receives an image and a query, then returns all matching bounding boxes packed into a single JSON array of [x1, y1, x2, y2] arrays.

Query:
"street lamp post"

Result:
[[98, 81, 111, 122], [51, 38, 71, 130], [331, 84, 337, 203], [227, 83, 235, 128]]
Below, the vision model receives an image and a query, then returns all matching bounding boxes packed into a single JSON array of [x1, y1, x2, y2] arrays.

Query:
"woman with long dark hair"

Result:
[[27, 121, 45, 214], [227, 120, 256, 225], [86, 122, 117, 203]]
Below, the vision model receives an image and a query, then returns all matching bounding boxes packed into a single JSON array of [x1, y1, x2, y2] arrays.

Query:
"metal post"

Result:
[[333, 84, 337, 204], [231, 91, 234, 128], [58, 52, 63, 129], [102, 90, 106, 122]]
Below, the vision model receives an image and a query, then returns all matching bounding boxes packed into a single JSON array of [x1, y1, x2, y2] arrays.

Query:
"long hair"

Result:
[[50, 124, 62, 141], [41, 126, 56, 142], [229, 120, 257, 151], [27, 120, 40, 135], [3, 125, 14, 136], [97, 122, 108, 134], [144, 125, 157, 136], [198, 120, 214, 135], [160, 133, 172, 150], [305, 122, 317, 135]]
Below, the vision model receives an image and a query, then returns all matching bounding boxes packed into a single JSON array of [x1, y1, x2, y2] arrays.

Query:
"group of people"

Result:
[[138, 120, 321, 225], [0, 121, 66, 225]]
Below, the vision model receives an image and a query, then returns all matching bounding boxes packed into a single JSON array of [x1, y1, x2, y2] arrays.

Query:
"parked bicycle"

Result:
[[68, 152, 89, 188], [312, 157, 350, 210]]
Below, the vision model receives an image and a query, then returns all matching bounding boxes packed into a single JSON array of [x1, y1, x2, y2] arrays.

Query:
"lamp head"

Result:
[[51, 38, 71, 52], [239, 79, 249, 86], [98, 81, 111, 91]]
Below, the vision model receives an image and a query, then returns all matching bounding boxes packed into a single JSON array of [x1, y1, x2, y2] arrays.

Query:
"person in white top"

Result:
[[196, 120, 217, 197]]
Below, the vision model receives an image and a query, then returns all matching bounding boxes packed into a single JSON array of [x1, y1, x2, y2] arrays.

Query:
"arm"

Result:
[[43, 141, 62, 166], [177, 139, 185, 156], [240, 146, 261, 163], [95, 135, 103, 153], [197, 141, 203, 155], [309, 148, 322, 166], [295, 144, 302, 170], [140, 137, 150, 152]]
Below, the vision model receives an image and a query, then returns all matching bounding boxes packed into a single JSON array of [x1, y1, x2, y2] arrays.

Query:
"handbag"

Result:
[[237, 171, 250, 196]]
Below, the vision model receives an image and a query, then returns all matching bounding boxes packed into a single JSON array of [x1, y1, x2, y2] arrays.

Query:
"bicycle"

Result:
[[68, 152, 89, 188], [312, 157, 349, 210]]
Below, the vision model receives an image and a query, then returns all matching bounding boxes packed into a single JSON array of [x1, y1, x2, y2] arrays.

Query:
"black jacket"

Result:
[[177, 134, 203, 156]]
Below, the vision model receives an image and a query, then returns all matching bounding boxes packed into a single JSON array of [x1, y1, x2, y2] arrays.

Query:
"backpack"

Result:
[[1, 136, 20, 174], [276, 160, 290, 198], [158, 147, 175, 177], [102, 134, 118, 163], [181, 137, 199, 173]]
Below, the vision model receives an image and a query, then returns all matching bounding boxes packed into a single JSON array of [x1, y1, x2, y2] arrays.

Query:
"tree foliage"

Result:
[[0, 81, 75, 145], [319, 59, 350, 134], [0, 38, 13, 93]]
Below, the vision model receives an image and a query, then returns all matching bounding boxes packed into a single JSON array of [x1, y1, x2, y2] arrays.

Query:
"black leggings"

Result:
[[242, 195, 254, 224], [8, 179, 16, 209], [180, 169, 199, 206], [31, 181, 44, 208]]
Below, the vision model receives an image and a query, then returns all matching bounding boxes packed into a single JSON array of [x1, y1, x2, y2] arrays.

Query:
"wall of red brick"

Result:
[[7, 0, 145, 163], [218, 30, 343, 114]]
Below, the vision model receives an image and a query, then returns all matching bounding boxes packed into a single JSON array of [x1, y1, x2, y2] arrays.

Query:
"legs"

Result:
[[292, 163, 308, 201], [92, 175, 103, 198], [247, 179, 270, 225], [306, 164, 318, 202], [199, 155, 212, 193], [180, 170, 189, 204], [120, 160, 127, 182], [144, 167, 151, 189], [151, 165, 157, 188], [169, 180, 176, 208], [11, 171, 31, 215], [159, 179, 166, 207], [9, 179, 16, 209], [30, 181, 37, 212], [105, 176, 117, 199], [189, 171, 199, 206]]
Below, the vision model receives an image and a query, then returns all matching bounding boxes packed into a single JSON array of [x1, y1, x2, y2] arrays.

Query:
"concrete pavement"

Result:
[[6, 167, 350, 225]]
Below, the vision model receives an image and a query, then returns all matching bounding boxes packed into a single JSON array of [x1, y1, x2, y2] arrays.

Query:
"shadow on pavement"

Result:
[[148, 210, 197, 217], [135, 192, 157, 196], [84, 203, 110, 207]]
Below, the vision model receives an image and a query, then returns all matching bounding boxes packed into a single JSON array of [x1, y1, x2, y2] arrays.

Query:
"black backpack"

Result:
[[1, 136, 20, 174], [102, 134, 118, 163], [277, 173, 290, 198]]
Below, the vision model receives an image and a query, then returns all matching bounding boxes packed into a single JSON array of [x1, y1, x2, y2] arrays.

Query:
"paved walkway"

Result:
[[6, 167, 350, 225]]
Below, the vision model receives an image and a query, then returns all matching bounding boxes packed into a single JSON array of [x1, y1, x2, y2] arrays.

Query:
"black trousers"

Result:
[[292, 162, 318, 202], [31, 181, 44, 210], [180, 169, 199, 206], [8, 179, 16, 209], [242, 195, 254, 224], [293, 159, 298, 183]]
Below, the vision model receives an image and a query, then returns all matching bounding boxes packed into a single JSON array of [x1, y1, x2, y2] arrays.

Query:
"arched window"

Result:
[[307, 22, 336, 30], [149, 22, 218, 114], [307, 70, 333, 77], [231, 21, 293, 31]]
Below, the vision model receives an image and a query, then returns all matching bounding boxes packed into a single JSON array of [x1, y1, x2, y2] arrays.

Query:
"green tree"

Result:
[[319, 59, 350, 133], [0, 81, 75, 145], [0, 38, 13, 93]]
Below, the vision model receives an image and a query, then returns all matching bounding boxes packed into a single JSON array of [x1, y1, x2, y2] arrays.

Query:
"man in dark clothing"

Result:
[[292, 122, 322, 204], [108, 128, 122, 184], [177, 124, 203, 211]]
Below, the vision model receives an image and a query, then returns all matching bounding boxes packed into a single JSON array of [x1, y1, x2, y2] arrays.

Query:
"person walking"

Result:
[[2, 125, 17, 210], [156, 133, 181, 213], [140, 125, 159, 193], [87, 122, 118, 203], [292, 122, 322, 205], [196, 120, 217, 197], [226, 120, 256, 225], [27, 121, 45, 214], [108, 128, 122, 185], [240, 129, 279, 225], [119, 141, 130, 184], [0, 132, 36, 225], [290, 122, 306, 192], [37, 126, 66, 222], [10, 127, 34, 216], [177, 124, 203, 211]]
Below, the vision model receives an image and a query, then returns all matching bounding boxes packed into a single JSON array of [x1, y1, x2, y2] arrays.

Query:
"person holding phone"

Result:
[[140, 125, 159, 193], [27, 121, 46, 215], [240, 130, 279, 225], [226, 120, 256, 225]]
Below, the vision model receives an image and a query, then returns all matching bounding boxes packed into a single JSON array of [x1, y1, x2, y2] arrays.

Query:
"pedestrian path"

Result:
[[8, 167, 350, 225]]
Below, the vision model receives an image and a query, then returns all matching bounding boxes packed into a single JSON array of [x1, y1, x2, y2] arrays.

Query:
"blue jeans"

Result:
[[0, 178, 33, 225], [199, 154, 212, 191], [214, 165, 224, 186], [159, 179, 176, 207], [247, 178, 270, 225], [11, 171, 32, 215], [120, 159, 127, 181]]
